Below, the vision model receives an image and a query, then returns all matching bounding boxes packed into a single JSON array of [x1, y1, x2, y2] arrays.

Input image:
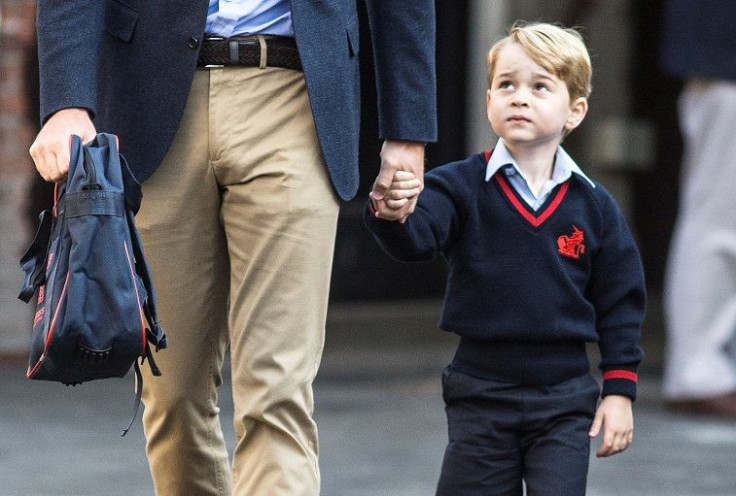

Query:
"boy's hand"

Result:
[[588, 395, 634, 457], [371, 170, 422, 223]]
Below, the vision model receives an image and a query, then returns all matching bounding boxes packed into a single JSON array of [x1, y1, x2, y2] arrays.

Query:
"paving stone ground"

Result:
[[2, 300, 734, 496]]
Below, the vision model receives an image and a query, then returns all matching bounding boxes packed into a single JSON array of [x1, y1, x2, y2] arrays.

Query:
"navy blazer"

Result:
[[37, 0, 437, 201], [660, 0, 736, 83]]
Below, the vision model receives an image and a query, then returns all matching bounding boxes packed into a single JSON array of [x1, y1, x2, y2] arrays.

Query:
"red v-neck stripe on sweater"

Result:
[[484, 149, 569, 227], [494, 173, 570, 227]]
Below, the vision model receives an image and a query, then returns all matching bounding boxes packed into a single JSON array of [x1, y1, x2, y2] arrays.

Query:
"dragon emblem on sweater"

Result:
[[557, 225, 586, 259]]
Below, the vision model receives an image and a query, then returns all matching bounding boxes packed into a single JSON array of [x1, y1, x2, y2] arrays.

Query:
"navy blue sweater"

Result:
[[364, 151, 645, 399]]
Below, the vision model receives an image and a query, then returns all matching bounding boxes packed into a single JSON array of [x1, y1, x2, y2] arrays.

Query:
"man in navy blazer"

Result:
[[30, 1, 437, 494]]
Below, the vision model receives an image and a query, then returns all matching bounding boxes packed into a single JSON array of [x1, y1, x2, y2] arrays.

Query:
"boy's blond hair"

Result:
[[487, 22, 592, 101]]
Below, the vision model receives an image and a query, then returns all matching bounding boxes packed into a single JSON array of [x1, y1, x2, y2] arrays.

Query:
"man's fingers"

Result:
[[370, 167, 395, 201], [29, 108, 96, 183], [373, 140, 425, 202], [31, 137, 71, 182]]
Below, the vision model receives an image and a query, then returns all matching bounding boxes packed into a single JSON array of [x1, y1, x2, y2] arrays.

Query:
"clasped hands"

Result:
[[369, 140, 425, 223]]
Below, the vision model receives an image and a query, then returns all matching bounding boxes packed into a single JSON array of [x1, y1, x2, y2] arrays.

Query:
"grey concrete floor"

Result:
[[2, 300, 735, 496]]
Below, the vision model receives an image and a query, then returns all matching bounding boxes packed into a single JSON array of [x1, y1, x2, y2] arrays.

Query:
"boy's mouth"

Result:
[[508, 115, 531, 124]]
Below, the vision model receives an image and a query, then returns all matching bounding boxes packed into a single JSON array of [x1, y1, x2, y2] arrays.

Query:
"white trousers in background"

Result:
[[663, 79, 736, 399]]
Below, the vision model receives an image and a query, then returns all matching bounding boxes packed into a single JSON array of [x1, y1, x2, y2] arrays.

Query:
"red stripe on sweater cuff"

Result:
[[602, 370, 638, 382]]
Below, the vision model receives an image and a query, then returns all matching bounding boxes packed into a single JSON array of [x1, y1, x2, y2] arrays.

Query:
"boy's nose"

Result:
[[511, 94, 529, 107], [510, 88, 530, 106]]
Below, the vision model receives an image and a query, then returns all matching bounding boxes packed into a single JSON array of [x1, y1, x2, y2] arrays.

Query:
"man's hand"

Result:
[[588, 395, 634, 457], [29, 108, 97, 182], [369, 140, 425, 223]]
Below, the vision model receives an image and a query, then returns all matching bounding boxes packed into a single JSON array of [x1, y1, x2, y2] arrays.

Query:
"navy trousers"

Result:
[[435, 367, 600, 496]]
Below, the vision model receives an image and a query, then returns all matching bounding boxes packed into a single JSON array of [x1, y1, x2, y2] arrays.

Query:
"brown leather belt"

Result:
[[197, 35, 302, 71]]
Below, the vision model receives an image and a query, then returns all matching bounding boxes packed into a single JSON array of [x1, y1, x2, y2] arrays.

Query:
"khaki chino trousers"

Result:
[[136, 66, 340, 495]]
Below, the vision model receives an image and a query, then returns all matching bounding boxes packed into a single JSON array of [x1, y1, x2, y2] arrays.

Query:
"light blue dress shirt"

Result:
[[485, 139, 596, 211], [205, 0, 294, 37]]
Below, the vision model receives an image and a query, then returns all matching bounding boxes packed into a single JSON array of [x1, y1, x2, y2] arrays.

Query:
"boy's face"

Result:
[[487, 43, 587, 152]]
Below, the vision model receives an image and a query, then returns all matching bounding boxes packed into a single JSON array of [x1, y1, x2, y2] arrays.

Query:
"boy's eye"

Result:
[[498, 81, 514, 89], [534, 83, 549, 91]]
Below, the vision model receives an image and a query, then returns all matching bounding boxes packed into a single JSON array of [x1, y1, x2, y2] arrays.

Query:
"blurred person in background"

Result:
[[660, 0, 736, 418]]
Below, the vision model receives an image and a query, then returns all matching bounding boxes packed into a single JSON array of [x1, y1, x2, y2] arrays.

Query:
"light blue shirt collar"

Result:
[[484, 140, 595, 210]]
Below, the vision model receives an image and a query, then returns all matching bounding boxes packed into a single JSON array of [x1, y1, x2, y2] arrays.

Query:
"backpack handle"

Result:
[[82, 147, 103, 190]]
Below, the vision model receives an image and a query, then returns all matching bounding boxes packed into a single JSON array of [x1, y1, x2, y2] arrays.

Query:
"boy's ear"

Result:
[[486, 89, 493, 122], [565, 97, 588, 132]]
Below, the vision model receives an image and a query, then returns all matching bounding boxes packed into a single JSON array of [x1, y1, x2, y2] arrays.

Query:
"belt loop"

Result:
[[229, 40, 239, 65], [256, 35, 267, 69]]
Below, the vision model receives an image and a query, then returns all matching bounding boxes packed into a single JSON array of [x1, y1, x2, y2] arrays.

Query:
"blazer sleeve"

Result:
[[37, 0, 106, 124], [364, 0, 438, 143]]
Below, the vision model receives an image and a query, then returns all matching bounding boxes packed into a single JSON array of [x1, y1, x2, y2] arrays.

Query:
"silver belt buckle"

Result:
[[202, 36, 225, 68]]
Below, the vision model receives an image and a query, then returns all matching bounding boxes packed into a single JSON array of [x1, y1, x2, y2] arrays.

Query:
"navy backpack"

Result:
[[18, 133, 167, 435]]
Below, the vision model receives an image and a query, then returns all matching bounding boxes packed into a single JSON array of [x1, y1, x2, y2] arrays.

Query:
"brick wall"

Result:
[[1, 0, 37, 355]]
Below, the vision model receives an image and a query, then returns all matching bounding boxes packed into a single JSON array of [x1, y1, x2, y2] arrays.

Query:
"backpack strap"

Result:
[[120, 154, 143, 214], [120, 359, 144, 437], [119, 338, 163, 437], [126, 208, 167, 351], [18, 181, 67, 303], [119, 152, 167, 351], [116, 146, 168, 438], [18, 209, 52, 303]]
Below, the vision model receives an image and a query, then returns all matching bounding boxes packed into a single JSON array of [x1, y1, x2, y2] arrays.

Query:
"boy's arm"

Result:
[[586, 190, 644, 457], [589, 191, 646, 400], [588, 395, 634, 457], [364, 169, 459, 262]]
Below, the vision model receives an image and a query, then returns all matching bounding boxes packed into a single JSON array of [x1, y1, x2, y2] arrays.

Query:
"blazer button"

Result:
[[188, 37, 199, 49]]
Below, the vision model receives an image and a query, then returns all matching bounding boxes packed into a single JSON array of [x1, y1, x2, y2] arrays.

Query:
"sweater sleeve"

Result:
[[588, 190, 646, 400], [363, 168, 460, 262]]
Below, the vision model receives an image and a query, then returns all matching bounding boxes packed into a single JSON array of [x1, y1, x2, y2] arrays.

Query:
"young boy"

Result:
[[365, 22, 645, 495]]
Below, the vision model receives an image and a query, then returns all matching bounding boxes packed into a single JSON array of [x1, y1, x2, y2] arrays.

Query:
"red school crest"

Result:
[[557, 225, 586, 259]]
